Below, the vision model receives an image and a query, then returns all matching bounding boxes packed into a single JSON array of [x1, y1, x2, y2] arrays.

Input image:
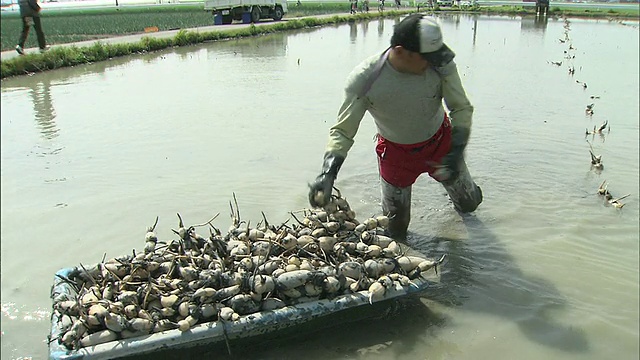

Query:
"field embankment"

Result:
[[1, 2, 637, 78]]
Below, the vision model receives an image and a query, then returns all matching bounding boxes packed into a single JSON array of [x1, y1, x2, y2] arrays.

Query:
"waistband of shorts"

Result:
[[377, 115, 450, 150]]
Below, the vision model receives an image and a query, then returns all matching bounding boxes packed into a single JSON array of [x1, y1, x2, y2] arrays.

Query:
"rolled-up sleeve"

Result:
[[325, 91, 368, 158], [440, 62, 473, 131]]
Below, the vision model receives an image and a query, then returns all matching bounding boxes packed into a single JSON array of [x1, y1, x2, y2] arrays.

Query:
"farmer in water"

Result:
[[308, 14, 483, 241]]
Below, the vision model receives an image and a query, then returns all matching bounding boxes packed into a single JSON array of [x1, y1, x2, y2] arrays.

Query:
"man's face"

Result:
[[402, 49, 431, 74]]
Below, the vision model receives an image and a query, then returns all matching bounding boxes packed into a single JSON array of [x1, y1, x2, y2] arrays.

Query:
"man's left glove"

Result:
[[434, 127, 470, 184], [308, 152, 345, 208]]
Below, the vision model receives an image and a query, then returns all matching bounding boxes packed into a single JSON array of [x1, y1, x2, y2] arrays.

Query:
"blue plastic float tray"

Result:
[[49, 266, 430, 360]]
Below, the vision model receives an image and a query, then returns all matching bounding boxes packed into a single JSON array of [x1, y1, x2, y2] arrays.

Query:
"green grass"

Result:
[[1, 2, 637, 78], [2, 2, 637, 51], [479, 4, 640, 17], [0, 2, 358, 51], [0, 10, 413, 78], [1, 5, 217, 51], [287, 2, 355, 16]]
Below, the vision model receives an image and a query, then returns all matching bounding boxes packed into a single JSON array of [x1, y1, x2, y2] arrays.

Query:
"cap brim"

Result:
[[421, 44, 455, 67]]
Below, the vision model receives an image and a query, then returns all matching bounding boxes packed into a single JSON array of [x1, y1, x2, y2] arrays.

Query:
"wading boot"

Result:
[[440, 159, 483, 213], [380, 178, 412, 242]]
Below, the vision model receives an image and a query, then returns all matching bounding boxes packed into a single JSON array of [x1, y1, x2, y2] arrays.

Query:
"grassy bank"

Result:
[[482, 3, 640, 17], [1, 3, 638, 79], [2, 2, 637, 51], [0, 2, 354, 51], [1, 5, 213, 50], [0, 10, 412, 78]]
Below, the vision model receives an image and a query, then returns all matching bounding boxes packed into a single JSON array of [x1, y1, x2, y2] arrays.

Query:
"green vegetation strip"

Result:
[[481, 4, 640, 17], [1, 3, 637, 79], [0, 11, 408, 79], [1, 5, 215, 51], [0, 2, 362, 51]]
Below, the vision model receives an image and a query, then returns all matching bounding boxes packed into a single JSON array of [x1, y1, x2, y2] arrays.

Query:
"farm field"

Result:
[[2, 1, 638, 51], [0, 2, 636, 77], [0, 3, 352, 51]]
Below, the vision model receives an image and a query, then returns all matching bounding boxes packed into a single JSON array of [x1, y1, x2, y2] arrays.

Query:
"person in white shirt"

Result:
[[308, 14, 483, 241]]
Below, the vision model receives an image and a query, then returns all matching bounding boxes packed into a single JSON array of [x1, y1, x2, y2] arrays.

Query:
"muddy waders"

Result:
[[381, 157, 482, 241], [434, 126, 483, 213], [381, 177, 412, 241], [440, 158, 483, 213]]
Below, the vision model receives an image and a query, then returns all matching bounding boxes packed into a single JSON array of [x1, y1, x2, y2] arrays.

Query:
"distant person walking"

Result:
[[16, 0, 48, 55], [362, 0, 369, 12]]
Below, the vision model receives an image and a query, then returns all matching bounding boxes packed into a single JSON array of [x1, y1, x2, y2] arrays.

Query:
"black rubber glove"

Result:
[[435, 127, 470, 184], [308, 152, 345, 207]]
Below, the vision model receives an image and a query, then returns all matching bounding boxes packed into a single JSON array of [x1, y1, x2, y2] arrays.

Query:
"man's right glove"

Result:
[[308, 152, 345, 208], [434, 126, 470, 184]]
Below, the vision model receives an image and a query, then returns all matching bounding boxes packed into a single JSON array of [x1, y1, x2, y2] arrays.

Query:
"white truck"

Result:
[[204, 0, 287, 24]]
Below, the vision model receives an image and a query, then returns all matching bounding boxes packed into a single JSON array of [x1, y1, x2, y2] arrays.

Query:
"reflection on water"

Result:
[[521, 13, 550, 32], [472, 18, 478, 47], [221, 33, 289, 58], [30, 78, 58, 140], [350, 21, 358, 43], [361, 19, 369, 37], [535, 13, 550, 30]]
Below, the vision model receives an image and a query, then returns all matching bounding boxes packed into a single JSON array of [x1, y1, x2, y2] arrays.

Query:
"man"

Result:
[[308, 14, 483, 241], [16, 0, 48, 55]]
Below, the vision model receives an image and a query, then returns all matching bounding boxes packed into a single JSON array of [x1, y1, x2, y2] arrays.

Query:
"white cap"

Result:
[[391, 14, 455, 66], [418, 17, 445, 53]]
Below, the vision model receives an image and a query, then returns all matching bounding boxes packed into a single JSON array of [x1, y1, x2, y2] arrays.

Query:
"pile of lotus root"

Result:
[[51, 190, 444, 350]]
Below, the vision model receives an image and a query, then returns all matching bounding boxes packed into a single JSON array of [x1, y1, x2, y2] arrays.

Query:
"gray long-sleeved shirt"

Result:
[[325, 51, 473, 158]]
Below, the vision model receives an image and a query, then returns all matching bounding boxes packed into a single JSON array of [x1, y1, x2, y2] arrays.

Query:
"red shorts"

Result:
[[376, 116, 452, 188]]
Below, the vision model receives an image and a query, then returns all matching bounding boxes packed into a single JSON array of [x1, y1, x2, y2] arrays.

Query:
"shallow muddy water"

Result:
[[1, 13, 638, 360]]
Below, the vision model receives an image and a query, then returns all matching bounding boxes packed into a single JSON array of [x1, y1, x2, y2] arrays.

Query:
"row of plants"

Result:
[[1, 5, 217, 51], [0, 2, 367, 51], [2, 2, 637, 51], [1, 3, 637, 78], [0, 11, 409, 79]]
